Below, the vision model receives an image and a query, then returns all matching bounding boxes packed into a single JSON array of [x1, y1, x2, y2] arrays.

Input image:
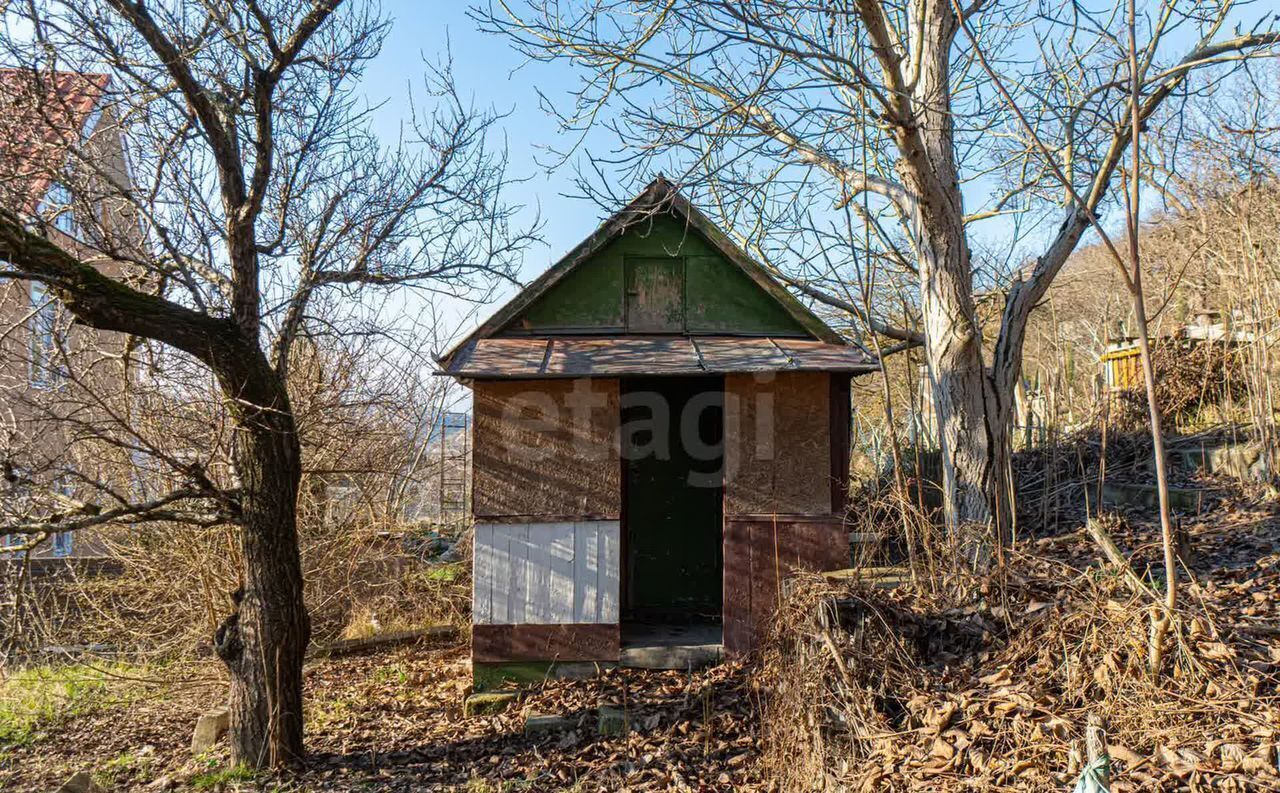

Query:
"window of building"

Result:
[[29, 281, 65, 388], [1, 472, 30, 558], [51, 531, 73, 557], [40, 182, 76, 235], [51, 479, 74, 557]]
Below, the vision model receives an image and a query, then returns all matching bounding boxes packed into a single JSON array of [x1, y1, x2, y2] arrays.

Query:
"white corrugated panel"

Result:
[[472, 520, 620, 625]]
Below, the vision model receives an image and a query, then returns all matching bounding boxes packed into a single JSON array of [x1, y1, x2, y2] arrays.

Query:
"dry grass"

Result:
[[758, 509, 1280, 791]]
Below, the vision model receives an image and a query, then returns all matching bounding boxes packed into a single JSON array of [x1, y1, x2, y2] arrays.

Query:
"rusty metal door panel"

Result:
[[625, 256, 685, 332]]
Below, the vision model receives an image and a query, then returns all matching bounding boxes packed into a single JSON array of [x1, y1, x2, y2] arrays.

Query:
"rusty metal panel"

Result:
[[722, 515, 846, 655], [545, 337, 702, 376], [724, 372, 832, 515], [774, 338, 876, 371], [447, 338, 549, 377], [692, 336, 790, 372], [472, 379, 620, 518]]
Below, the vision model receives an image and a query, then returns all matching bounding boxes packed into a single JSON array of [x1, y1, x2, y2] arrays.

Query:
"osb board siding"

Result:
[[722, 515, 847, 654], [830, 374, 853, 514], [473, 521, 620, 626], [473, 379, 620, 518], [472, 623, 620, 663], [724, 372, 832, 515]]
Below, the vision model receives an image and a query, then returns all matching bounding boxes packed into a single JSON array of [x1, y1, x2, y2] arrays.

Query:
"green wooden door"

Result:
[[622, 376, 724, 620], [625, 256, 685, 332]]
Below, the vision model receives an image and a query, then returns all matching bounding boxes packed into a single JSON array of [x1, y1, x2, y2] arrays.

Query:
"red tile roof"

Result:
[[0, 69, 109, 213]]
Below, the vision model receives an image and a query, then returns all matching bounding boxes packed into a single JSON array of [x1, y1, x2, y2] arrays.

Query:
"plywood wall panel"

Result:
[[722, 518, 754, 653], [598, 526, 620, 621], [724, 372, 832, 515], [572, 523, 599, 623], [473, 520, 620, 626], [472, 623, 620, 663], [722, 515, 847, 654], [830, 374, 852, 514], [473, 378, 620, 519]]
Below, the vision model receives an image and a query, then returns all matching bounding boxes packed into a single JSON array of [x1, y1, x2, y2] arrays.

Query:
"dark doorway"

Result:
[[621, 376, 724, 624]]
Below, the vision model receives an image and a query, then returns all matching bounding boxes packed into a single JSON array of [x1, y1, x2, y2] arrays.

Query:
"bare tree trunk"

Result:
[[903, 0, 1013, 553], [212, 350, 310, 767], [1131, 293, 1178, 673], [1121, 0, 1178, 674]]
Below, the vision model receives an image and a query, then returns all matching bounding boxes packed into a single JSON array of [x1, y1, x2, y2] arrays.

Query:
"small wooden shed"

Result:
[[440, 177, 877, 679]]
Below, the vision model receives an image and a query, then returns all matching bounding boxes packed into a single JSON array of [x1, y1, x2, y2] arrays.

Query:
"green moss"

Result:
[[463, 692, 518, 717], [472, 661, 555, 693], [471, 661, 608, 692]]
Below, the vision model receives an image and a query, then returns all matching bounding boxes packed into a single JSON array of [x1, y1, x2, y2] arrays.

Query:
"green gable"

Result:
[[500, 214, 810, 337]]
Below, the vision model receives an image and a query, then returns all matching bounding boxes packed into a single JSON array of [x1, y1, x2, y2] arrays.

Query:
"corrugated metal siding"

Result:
[[473, 520, 620, 625]]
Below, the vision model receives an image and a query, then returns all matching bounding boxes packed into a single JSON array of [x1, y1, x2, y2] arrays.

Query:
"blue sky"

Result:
[[354, 3, 1107, 316], [352, 1, 1263, 349], [357, 1, 596, 288]]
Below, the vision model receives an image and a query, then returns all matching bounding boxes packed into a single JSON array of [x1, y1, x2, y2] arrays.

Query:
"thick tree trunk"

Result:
[[212, 348, 310, 767], [897, 0, 1014, 554], [917, 256, 1015, 554]]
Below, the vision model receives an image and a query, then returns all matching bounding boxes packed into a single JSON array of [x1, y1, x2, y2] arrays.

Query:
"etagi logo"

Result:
[[497, 376, 778, 488]]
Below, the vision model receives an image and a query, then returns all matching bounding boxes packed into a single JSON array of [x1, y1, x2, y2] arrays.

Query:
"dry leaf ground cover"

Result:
[[0, 638, 765, 791], [760, 490, 1280, 791], [3, 490, 1278, 791]]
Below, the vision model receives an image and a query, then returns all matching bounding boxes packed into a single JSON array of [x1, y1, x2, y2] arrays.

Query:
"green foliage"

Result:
[[0, 663, 140, 749], [370, 662, 409, 685], [93, 748, 158, 787], [190, 763, 258, 789], [426, 563, 463, 583], [305, 692, 355, 733]]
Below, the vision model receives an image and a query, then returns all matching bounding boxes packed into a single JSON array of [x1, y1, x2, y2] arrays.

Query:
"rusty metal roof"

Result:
[[441, 336, 877, 379]]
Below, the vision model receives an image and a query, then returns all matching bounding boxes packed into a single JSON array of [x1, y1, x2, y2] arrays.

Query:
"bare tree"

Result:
[[0, 0, 532, 766], [477, 0, 1279, 547]]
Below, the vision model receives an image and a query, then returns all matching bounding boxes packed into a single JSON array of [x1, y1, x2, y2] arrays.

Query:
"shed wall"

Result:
[[472, 378, 620, 518], [722, 515, 847, 653], [724, 371, 832, 515], [472, 520, 620, 626], [502, 213, 809, 337], [472, 624, 620, 663]]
